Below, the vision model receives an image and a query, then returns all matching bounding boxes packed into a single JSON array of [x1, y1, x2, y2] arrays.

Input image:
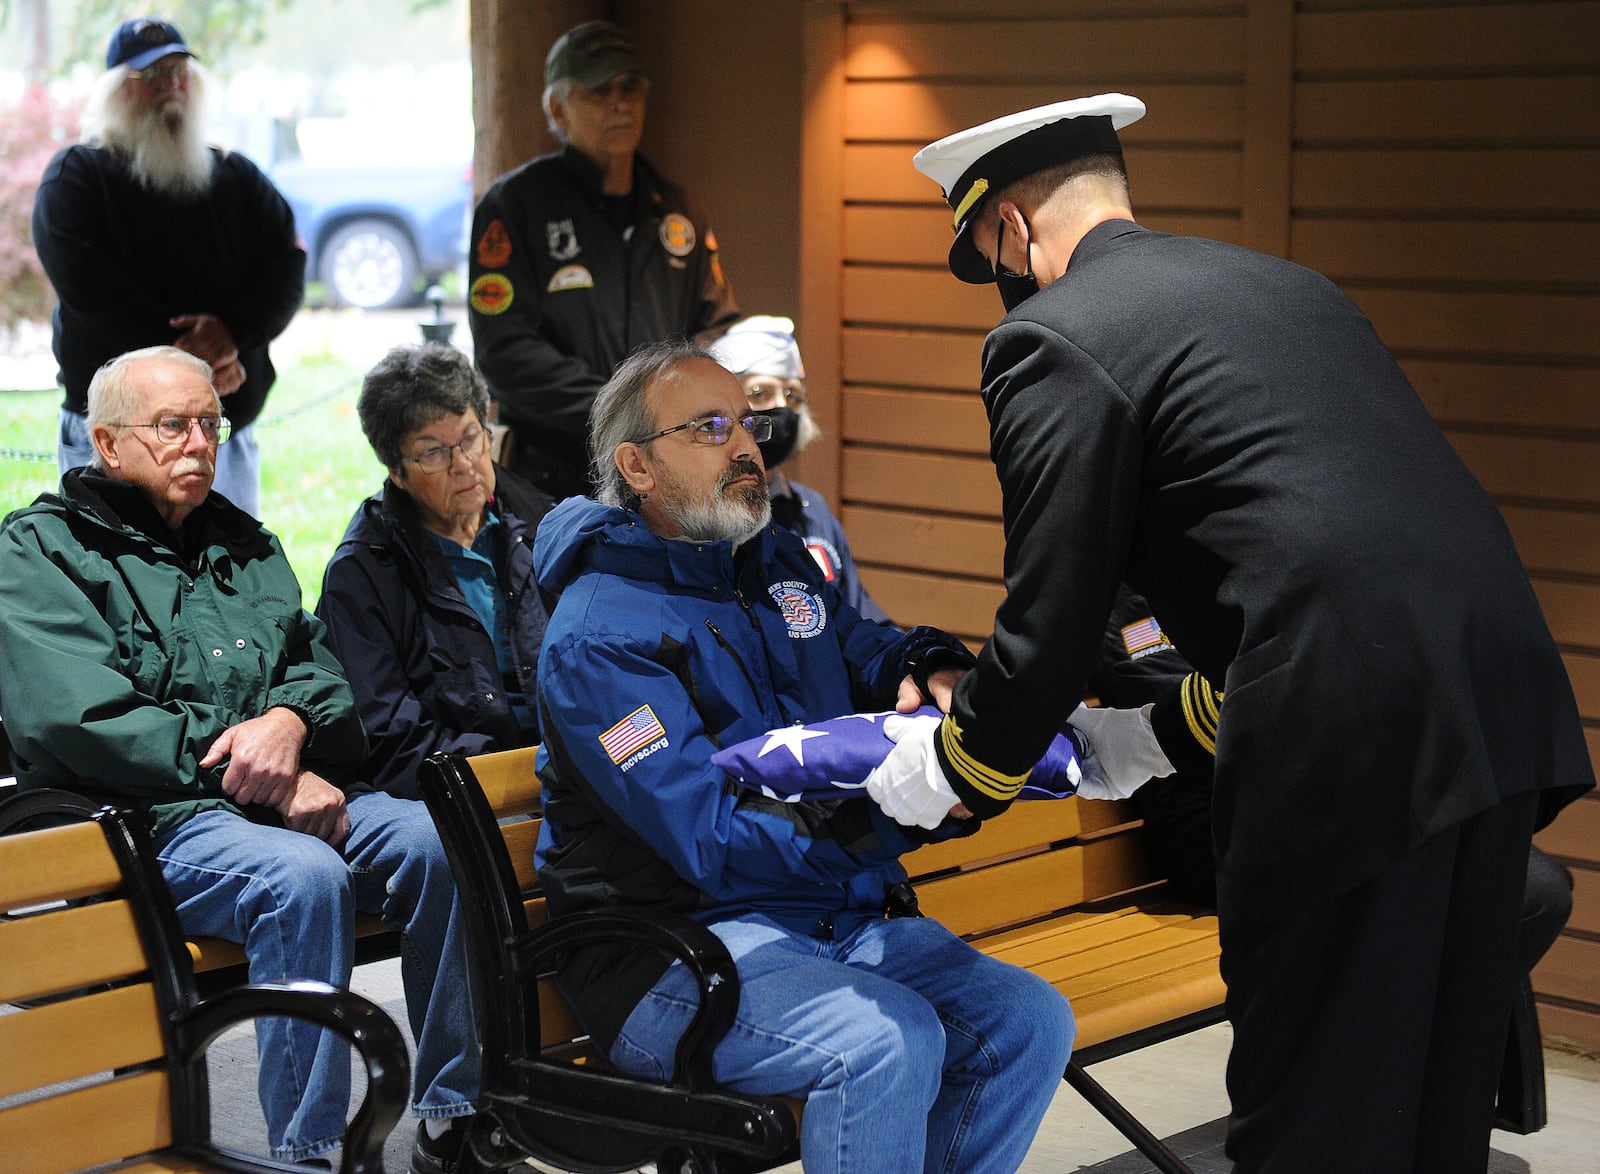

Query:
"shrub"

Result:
[[0, 87, 79, 332]]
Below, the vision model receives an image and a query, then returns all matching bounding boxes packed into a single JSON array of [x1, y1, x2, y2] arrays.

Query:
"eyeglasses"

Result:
[[742, 378, 807, 408], [127, 59, 190, 84], [113, 415, 230, 445], [637, 414, 773, 446], [399, 427, 490, 473]]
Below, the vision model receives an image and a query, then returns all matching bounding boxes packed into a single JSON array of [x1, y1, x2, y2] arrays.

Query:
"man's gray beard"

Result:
[[102, 81, 213, 199], [661, 472, 772, 547]]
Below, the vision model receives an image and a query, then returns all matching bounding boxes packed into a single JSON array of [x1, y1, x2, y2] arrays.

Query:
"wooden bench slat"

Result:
[[471, 748, 543, 816], [0, 982, 166, 1099], [186, 911, 390, 975], [0, 1068, 173, 1174], [503, 817, 541, 891], [0, 899, 148, 1004], [0, 821, 123, 908], [1068, 957, 1230, 1053], [983, 911, 1222, 977], [904, 800, 1085, 874]]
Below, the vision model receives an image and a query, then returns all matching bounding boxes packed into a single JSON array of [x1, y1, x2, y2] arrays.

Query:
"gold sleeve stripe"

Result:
[[940, 716, 1030, 802], [1179, 672, 1222, 755]]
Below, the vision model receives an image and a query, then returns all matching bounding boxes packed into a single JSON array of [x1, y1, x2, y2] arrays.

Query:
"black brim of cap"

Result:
[[948, 219, 996, 284]]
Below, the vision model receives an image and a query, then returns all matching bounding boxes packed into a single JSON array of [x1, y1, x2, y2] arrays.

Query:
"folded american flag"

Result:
[[712, 706, 1083, 803]]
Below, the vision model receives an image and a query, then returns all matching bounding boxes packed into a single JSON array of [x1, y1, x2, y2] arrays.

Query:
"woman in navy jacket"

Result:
[[318, 343, 555, 798]]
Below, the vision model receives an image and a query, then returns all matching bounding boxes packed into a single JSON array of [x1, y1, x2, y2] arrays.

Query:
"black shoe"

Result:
[[410, 1116, 472, 1174]]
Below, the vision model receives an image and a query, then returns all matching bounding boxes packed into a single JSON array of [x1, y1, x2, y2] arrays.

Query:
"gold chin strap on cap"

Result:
[[951, 177, 990, 233]]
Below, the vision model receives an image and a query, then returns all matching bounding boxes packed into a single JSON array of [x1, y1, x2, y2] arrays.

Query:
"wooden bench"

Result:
[[0, 801, 411, 1174], [419, 745, 1224, 1174]]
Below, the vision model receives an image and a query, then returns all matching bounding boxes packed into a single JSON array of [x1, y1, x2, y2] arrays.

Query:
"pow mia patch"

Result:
[[659, 213, 696, 258], [546, 265, 593, 293], [546, 218, 579, 262], [768, 580, 827, 639], [469, 273, 513, 316], [475, 219, 512, 268]]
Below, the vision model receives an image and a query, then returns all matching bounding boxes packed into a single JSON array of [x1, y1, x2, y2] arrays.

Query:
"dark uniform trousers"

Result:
[[1221, 791, 1539, 1173]]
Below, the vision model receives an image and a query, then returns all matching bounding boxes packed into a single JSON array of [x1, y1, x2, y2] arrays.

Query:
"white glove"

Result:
[[863, 713, 960, 829], [1067, 702, 1174, 800]]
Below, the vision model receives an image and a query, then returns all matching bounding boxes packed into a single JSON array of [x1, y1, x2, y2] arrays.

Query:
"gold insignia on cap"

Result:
[[951, 177, 989, 233]]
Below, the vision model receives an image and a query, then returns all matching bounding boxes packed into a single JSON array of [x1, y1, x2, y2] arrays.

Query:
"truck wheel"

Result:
[[322, 219, 419, 310]]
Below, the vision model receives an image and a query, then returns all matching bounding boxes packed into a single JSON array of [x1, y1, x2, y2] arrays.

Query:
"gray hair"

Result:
[[589, 338, 715, 507], [542, 78, 573, 141], [85, 346, 218, 469], [357, 343, 491, 469]]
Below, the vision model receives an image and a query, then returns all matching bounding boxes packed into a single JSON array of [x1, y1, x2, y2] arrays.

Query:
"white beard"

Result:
[[94, 67, 215, 199], [658, 462, 772, 547]]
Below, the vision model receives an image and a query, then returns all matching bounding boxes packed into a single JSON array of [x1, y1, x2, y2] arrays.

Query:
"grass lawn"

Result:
[[0, 351, 378, 611]]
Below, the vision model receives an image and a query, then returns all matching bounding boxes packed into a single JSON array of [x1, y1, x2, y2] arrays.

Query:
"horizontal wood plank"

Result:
[[1352, 288, 1600, 365], [1564, 652, 1600, 722], [1296, 3, 1600, 77], [0, 1068, 172, 1171], [0, 899, 147, 1005], [843, 327, 985, 391], [0, 982, 164, 1100], [845, 387, 990, 452], [844, 15, 1244, 81], [471, 746, 543, 816], [1294, 77, 1600, 145], [1293, 219, 1600, 288], [1403, 361, 1600, 435], [1533, 579, 1600, 649], [841, 506, 1006, 574], [842, 448, 1003, 515], [905, 800, 1087, 876], [0, 821, 122, 909], [844, 81, 1243, 144], [1537, 795, 1600, 868], [1535, 1000, 1600, 1056], [858, 567, 1003, 639], [1066, 955, 1227, 1051], [1566, 866, 1600, 937], [1293, 149, 1600, 216], [1531, 934, 1600, 1007], [1444, 432, 1600, 506]]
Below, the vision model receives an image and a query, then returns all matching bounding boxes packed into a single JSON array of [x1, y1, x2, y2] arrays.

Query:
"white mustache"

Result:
[[174, 456, 215, 479]]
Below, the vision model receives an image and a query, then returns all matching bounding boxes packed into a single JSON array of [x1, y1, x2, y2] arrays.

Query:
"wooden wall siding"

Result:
[[812, 0, 1600, 1050]]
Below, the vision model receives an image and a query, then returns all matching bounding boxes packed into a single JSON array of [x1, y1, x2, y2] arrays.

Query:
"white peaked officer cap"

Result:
[[707, 315, 806, 379], [912, 94, 1146, 284]]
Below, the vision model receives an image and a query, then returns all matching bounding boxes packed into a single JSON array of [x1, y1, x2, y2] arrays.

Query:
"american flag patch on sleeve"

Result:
[[1120, 615, 1170, 656], [599, 704, 668, 764]]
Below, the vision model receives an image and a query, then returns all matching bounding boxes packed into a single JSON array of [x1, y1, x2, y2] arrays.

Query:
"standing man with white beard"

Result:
[[32, 17, 304, 519]]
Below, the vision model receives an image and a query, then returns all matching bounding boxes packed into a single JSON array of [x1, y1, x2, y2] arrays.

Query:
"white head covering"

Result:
[[707, 315, 806, 379]]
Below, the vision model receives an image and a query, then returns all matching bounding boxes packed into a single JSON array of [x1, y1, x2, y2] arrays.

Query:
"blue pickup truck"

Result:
[[250, 117, 472, 311]]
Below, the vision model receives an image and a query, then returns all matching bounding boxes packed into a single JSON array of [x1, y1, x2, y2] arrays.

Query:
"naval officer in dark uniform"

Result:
[[858, 94, 1594, 1172]]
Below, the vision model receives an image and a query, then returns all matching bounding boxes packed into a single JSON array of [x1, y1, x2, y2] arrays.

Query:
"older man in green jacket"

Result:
[[0, 346, 478, 1170]]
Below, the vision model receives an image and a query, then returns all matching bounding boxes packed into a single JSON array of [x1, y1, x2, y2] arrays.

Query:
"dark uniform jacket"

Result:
[[466, 145, 739, 498], [937, 220, 1594, 928], [316, 467, 555, 798], [31, 144, 305, 429]]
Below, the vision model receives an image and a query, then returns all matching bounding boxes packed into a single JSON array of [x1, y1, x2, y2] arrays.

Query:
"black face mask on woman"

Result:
[[753, 407, 800, 469], [994, 215, 1041, 313]]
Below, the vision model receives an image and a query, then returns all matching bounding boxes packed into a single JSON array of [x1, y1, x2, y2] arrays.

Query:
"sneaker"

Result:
[[410, 1116, 472, 1174]]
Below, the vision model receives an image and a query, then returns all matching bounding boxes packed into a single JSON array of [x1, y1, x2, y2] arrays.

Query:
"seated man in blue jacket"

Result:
[[0, 347, 478, 1171], [531, 340, 1076, 1174]]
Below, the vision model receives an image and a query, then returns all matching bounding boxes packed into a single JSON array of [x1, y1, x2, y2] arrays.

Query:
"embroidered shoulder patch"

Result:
[[659, 213, 696, 257], [599, 704, 669, 770], [475, 219, 512, 268], [546, 264, 594, 293], [469, 273, 513, 316]]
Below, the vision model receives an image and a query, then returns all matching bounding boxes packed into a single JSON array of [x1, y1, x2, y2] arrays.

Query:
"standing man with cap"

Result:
[[467, 19, 739, 501], [32, 16, 305, 519], [857, 95, 1595, 1171]]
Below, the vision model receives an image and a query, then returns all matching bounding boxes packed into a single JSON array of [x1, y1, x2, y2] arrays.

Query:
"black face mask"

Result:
[[994, 216, 1041, 312], [753, 407, 800, 468]]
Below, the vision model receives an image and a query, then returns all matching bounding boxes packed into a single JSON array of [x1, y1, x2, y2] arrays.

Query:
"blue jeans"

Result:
[[608, 911, 1075, 1174], [154, 792, 480, 1160], [59, 406, 261, 518]]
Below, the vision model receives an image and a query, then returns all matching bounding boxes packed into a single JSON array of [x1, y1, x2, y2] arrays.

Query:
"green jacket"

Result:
[[0, 469, 368, 837]]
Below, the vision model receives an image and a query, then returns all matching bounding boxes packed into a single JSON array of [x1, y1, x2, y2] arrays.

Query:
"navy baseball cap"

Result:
[[106, 18, 195, 71]]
